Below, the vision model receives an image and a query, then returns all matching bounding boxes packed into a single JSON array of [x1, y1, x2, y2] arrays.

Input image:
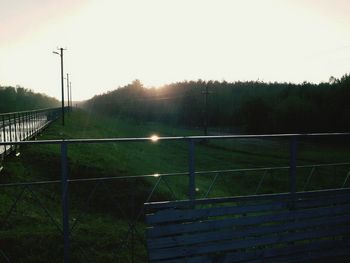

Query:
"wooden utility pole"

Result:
[[66, 73, 70, 110], [69, 81, 72, 112], [53, 47, 66, 125], [202, 85, 211, 136]]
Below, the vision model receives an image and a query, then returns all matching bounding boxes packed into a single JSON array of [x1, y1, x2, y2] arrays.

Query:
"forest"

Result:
[[84, 74, 350, 134], [0, 85, 59, 113]]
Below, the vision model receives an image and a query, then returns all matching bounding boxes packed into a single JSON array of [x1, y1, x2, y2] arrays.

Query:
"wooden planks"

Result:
[[184, 239, 350, 263], [145, 188, 350, 262], [145, 187, 350, 211], [147, 191, 350, 225], [148, 214, 350, 250], [147, 204, 350, 238]]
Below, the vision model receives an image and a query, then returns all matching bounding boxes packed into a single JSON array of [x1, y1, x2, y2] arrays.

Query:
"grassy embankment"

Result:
[[1, 109, 349, 262]]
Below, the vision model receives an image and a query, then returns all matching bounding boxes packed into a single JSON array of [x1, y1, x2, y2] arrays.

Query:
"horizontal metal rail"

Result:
[[0, 132, 350, 146], [0, 107, 63, 117], [1, 162, 350, 188]]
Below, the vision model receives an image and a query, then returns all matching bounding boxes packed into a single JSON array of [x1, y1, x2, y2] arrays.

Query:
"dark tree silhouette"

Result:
[[84, 74, 350, 133], [0, 85, 59, 113]]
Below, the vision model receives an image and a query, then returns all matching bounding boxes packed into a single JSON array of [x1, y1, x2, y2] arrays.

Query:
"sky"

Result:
[[1, 0, 350, 101]]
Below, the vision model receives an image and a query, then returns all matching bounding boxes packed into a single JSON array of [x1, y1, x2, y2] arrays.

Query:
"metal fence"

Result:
[[0, 108, 62, 157], [1, 133, 350, 262]]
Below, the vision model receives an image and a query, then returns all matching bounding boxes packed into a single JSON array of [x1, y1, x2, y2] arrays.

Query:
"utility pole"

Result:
[[66, 73, 70, 110], [53, 48, 66, 126], [69, 81, 72, 112], [202, 85, 211, 136]]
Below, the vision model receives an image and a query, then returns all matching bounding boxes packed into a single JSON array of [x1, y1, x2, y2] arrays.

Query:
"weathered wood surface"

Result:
[[145, 188, 350, 262]]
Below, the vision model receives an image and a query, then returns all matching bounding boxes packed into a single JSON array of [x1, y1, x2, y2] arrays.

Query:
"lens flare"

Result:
[[150, 135, 159, 142]]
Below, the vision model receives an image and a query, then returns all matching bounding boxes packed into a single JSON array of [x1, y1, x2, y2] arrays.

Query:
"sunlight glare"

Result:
[[1, 0, 350, 100], [150, 135, 159, 142]]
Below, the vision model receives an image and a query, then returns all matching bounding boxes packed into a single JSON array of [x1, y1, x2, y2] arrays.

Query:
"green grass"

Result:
[[1, 109, 349, 262]]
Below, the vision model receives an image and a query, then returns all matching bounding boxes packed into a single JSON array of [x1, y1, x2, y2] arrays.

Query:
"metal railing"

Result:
[[0, 107, 62, 157], [1, 132, 350, 262]]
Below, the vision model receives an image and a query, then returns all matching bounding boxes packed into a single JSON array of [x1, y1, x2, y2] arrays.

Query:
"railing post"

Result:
[[36, 112, 39, 135], [289, 136, 297, 201], [34, 112, 37, 136], [22, 113, 25, 140], [188, 139, 196, 201], [19, 113, 23, 141], [61, 141, 70, 263], [31, 112, 34, 137], [21, 113, 23, 139], [25, 112, 29, 139], [28, 113, 31, 137], [14, 114, 18, 141], [14, 114, 19, 155], [2, 115, 6, 154], [9, 115, 12, 148]]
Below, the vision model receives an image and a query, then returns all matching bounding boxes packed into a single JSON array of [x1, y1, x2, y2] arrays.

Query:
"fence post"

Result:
[[289, 136, 297, 202], [61, 141, 70, 263], [188, 139, 196, 201]]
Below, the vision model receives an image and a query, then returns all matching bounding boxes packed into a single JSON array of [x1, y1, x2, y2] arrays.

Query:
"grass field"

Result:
[[1, 109, 349, 262]]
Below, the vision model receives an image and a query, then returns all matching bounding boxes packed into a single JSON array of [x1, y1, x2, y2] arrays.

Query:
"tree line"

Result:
[[84, 74, 350, 133], [0, 85, 59, 113]]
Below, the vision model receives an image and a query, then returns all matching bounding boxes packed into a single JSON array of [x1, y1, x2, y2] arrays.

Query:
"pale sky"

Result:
[[1, 0, 350, 101]]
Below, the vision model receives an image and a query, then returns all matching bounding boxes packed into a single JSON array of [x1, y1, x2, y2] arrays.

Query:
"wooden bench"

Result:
[[145, 188, 350, 262]]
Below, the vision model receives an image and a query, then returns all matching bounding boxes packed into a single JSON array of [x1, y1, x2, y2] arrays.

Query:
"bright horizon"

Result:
[[1, 0, 350, 101]]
